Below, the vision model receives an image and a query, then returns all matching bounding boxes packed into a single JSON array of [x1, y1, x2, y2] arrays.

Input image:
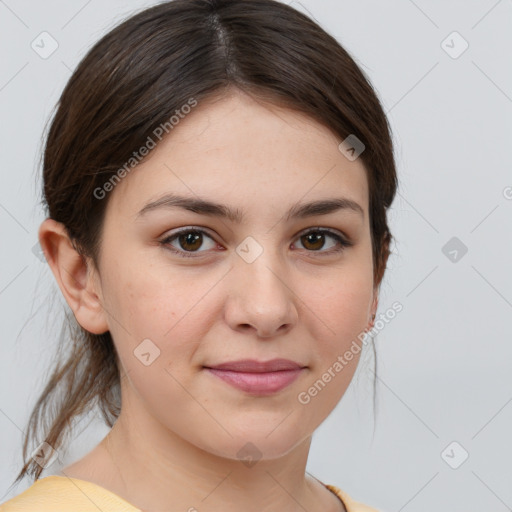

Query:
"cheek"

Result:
[[105, 270, 203, 415], [101, 259, 214, 370], [102, 254, 176, 332], [302, 268, 373, 346], [294, 274, 373, 423]]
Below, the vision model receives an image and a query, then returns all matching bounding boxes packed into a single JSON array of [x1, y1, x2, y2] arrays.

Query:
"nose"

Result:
[[224, 251, 298, 338]]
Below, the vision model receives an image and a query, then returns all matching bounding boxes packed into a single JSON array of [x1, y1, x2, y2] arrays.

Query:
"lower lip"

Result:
[[205, 368, 305, 395]]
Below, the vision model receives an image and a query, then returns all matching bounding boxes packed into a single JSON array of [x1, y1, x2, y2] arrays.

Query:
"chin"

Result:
[[194, 425, 308, 465]]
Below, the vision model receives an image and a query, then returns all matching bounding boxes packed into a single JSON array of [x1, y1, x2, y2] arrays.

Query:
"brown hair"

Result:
[[15, 0, 397, 485]]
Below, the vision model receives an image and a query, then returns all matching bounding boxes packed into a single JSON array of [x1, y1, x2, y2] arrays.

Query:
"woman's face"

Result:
[[91, 89, 378, 461]]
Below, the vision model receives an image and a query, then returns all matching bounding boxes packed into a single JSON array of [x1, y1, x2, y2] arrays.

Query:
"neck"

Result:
[[91, 408, 340, 512]]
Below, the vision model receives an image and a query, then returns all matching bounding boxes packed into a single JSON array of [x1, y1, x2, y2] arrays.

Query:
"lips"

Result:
[[203, 359, 306, 395], [205, 358, 304, 372]]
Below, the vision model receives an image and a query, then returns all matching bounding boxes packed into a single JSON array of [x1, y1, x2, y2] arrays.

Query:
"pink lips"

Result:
[[204, 359, 306, 395]]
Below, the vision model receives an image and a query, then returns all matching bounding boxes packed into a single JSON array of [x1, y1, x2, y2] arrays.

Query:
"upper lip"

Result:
[[204, 358, 305, 372]]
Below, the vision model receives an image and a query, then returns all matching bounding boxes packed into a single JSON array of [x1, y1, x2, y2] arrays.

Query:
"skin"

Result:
[[39, 88, 383, 512]]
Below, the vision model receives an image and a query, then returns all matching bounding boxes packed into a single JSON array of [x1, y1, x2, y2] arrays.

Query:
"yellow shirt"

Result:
[[0, 475, 379, 511]]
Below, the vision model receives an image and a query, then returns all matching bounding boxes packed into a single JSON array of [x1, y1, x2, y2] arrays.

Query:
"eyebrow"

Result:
[[136, 193, 364, 222]]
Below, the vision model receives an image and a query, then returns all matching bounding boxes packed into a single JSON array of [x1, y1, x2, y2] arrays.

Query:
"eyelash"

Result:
[[159, 227, 353, 259]]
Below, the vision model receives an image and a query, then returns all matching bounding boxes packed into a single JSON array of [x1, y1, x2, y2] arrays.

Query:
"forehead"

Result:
[[105, 90, 369, 222]]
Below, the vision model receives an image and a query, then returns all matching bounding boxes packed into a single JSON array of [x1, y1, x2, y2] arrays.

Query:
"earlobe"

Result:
[[38, 218, 109, 335]]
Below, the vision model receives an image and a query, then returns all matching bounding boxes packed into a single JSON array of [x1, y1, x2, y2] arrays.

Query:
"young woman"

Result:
[[1, 0, 397, 510]]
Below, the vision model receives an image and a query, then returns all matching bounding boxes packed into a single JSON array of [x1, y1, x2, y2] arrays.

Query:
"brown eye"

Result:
[[161, 228, 217, 258], [293, 229, 352, 255], [300, 231, 326, 250], [177, 231, 203, 251]]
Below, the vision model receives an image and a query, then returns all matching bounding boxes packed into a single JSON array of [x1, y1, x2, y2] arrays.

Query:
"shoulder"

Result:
[[0, 476, 140, 512], [325, 484, 383, 512]]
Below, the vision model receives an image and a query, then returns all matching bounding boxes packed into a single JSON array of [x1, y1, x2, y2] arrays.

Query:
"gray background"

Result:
[[1, 0, 511, 510]]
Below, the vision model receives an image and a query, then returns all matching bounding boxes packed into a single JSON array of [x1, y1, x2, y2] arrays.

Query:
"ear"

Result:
[[367, 231, 391, 328], [367, 289, 379, 330], [38, 218, 109, 335]]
